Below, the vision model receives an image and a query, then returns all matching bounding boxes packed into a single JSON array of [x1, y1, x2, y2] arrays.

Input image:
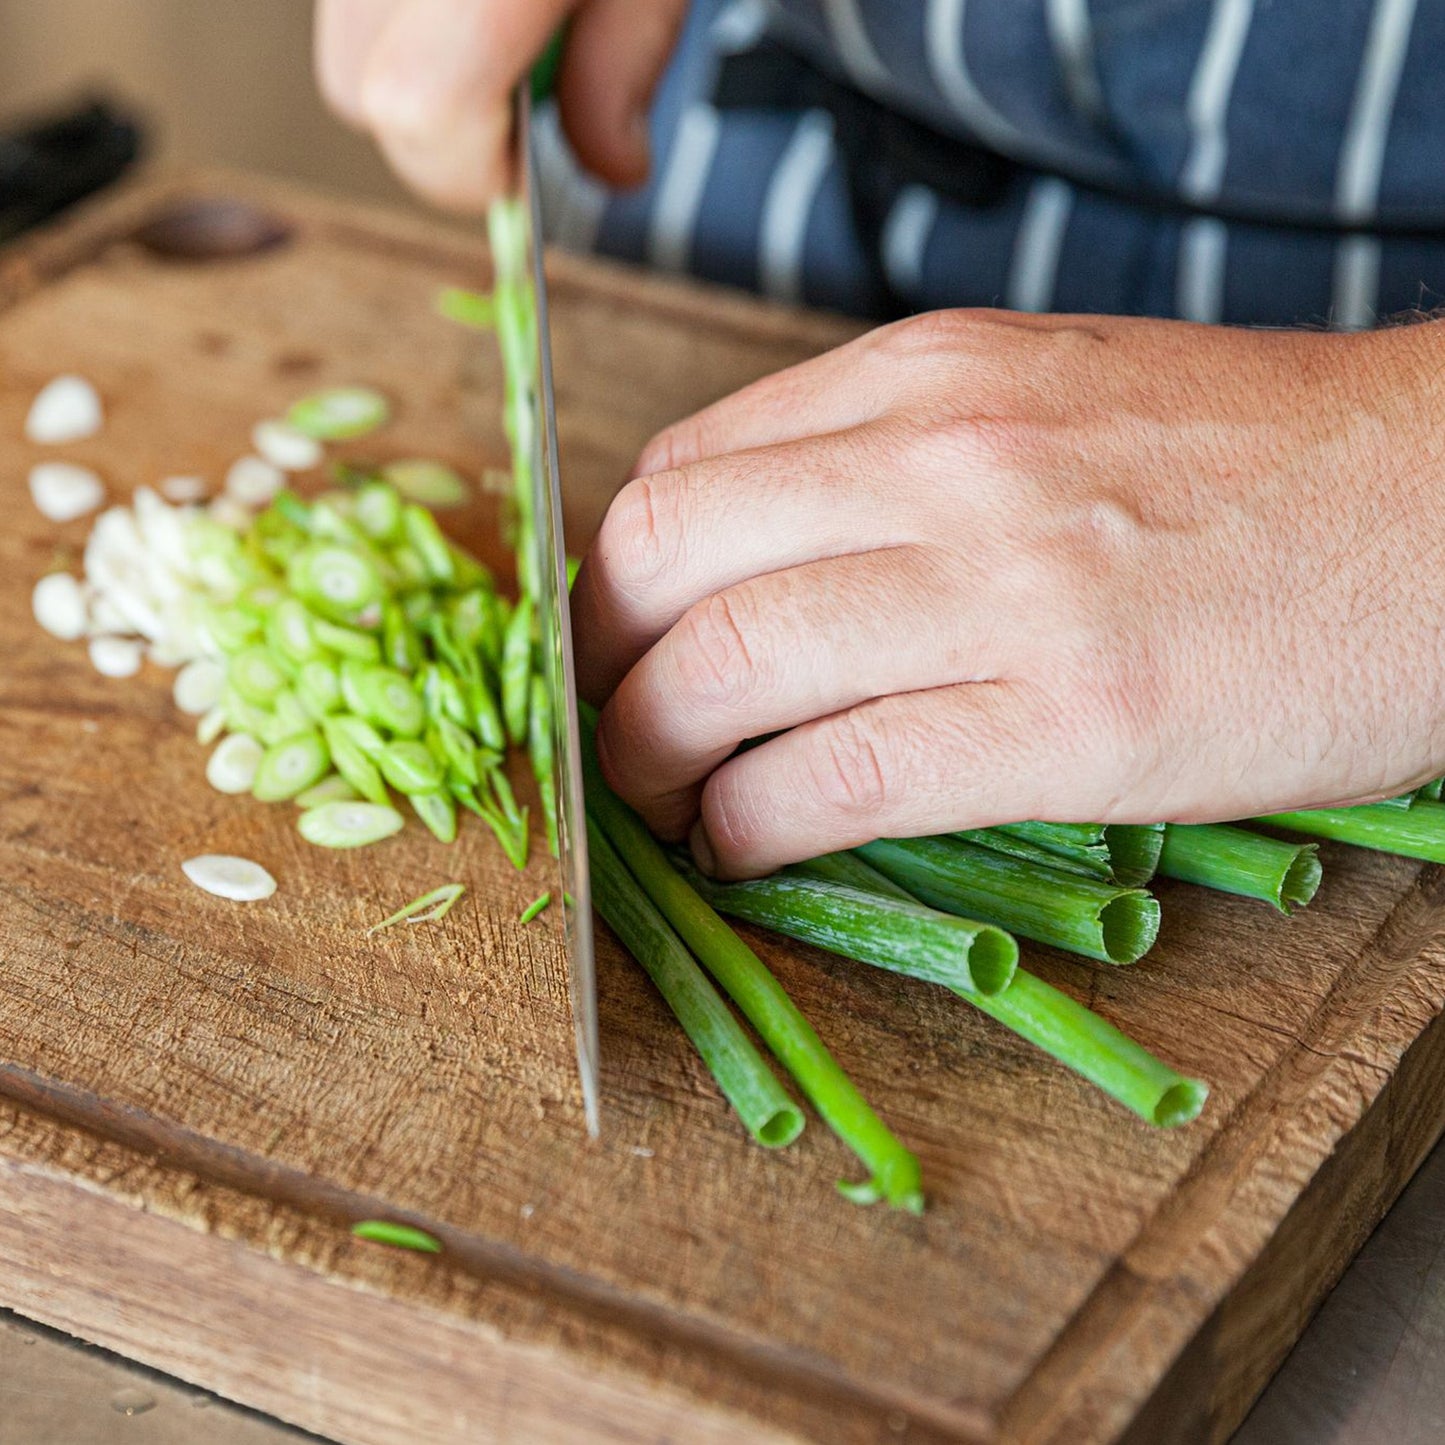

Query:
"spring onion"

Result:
[[252, 732, 330, 802], [368, 883, 465, 934], [583, 725, 923, 1211], [26, 374, 102, 444], [298, 800, 405, 849], [1255, 801, 1445, 864], [181, 854, 277, 903], [1158, 823, 1321, 913], [286, 386, 390, 441], [859, 835, 1160, 965], [518, 891, 552, 925], [590, 820, 803, 1148], [31, 572, 89, 640], [386, 459, 469, 508], [251, 419, 323, 472], [350, 1220, 441, 1253], [295, 774, 359, 808], [684, 866, 1018, 997], [224, 456, 285, 508], [206, 732, 263, 793], [29, 462, 105, 522]]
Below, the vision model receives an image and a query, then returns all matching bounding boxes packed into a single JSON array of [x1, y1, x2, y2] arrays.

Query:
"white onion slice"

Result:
[[196, 706, 227, 746], [29, 462, 105, 522], [26, 375, 103, 444], [32, 573, 88, 640], [88, 635, 144, 677], [224, 455, 285, 507], [181, 854, 276, 902], [173, 657, 225, 714], [251, 419, 323, 472], [160, 475, 207, 504], [206, 733, 262, 794]]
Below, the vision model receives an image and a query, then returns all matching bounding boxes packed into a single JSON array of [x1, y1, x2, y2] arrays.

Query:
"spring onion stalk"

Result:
[[1158, 823, 1321, 914], [787, 850, 917, 902], [287, 386, 390, 441], [858, 835, 1160, 965], [1254, 800, 1445, 864], [988, 821, 1165, 887], [518, 891, 552, 925], [968, 970, 1208, 1126], [528, 672, 559, 857], [368, 883, 465, 934], [501, 596, 533, 744], [683, 865, 1018, 997], [582, 723, 923, 1210], [590, 820, 803, 1147], [350, 1220, 442, 1253], [953, 827, 1110, 880]]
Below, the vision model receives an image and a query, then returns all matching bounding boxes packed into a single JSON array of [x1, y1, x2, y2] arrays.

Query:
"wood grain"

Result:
[[1, 173, 1444, 1445]]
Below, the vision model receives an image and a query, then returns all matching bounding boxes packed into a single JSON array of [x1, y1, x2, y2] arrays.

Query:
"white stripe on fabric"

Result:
[[532, 105, 607, 253], [881, 185, 939, 297], [820, 0, 892, 93], [1333, 236, 1383, 330], [926, 0, 1024, 150], [1179, 0, 1256, 201], [711, 0, 770, 56], [1045, 0, 1107, 125], [1336, 0, 1418, 222], [1177, 217, 1229, 323], [1007, 177, 1074, 313], [646, 104, 722, 275], [759, 110, 836, 305]]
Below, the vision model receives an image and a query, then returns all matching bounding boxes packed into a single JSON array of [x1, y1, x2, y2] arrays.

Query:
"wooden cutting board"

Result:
[[2, 172, 1444, 1445]]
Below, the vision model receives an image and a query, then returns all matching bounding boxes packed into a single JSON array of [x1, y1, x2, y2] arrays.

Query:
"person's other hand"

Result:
[[572, 310, 1445, 877], [314, 0, 686, 209]]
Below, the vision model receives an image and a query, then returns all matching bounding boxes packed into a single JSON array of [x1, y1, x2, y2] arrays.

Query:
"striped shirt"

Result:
[[537, 0, 1445, 328]]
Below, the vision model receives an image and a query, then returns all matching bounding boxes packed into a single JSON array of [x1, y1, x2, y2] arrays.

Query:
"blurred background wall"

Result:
[[0, 0, 412, 206]]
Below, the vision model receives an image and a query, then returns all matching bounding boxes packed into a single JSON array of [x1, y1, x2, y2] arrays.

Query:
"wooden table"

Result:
[[2, 172, 1444, 1445]]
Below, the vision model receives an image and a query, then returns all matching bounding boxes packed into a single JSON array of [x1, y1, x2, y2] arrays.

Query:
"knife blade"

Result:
[[497, 83, 599, 1135]]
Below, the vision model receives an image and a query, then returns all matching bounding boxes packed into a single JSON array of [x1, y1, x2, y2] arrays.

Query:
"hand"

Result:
[[314, 0, 686, 209], [571, 309, 1445, 878]]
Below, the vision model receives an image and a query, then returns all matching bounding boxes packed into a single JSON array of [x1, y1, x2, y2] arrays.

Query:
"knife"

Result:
[[499, 78, 599, 1137]]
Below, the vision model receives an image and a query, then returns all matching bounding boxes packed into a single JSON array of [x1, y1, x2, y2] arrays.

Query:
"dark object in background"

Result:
[[0, 99, 141, 246]]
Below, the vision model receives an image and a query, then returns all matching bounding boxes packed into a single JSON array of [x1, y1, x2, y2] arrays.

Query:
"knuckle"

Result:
[[634, 425, 688, 478], [672, 591, 760, 706], [809, 710, 893, 818], [596, 475, 682, 595]]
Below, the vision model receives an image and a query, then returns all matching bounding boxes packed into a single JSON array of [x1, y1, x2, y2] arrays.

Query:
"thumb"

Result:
[[557, 0, 688, 187]]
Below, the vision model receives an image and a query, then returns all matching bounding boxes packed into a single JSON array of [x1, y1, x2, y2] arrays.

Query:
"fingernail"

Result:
[[689, 820, 717, 877]]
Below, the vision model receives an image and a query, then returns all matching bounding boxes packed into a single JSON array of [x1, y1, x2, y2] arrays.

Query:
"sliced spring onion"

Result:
[[340, 661, 426, 737], [518, 891, 552, 925], [295, 773, 361, 808], [311, 618, 382, 662], [321, 716, 390, 805], [172, 657, 226, 715], [29, 462, 105, 522], [195, 705, 226, 746], [251, 419, 324, 472], [253, 732, 331, 802], [296, 658, 342, 718], [228, 645, 288, 706], [207, 732, 264, 794], [298, 800, 405, 849], [350, 1220, 441, 1253], [384, 459, 468, 508], [88, 635, 144, 678], [287, 386, 390, 441], [224, 455, 285, 508], [159, 474, 207, 504], [368, 883, 466, 934], [266, 598, 322, 666], [31, 572, 88, 640], [378, 740, 444, 795], [354, 480, 403, 540], [402, 503, 455, 584], [408, 790, 458, 843], [288, 543, 384, 619], [181, 854, 277, 902], [26, 374, 102, 444], [435, 286, 495, 330]]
